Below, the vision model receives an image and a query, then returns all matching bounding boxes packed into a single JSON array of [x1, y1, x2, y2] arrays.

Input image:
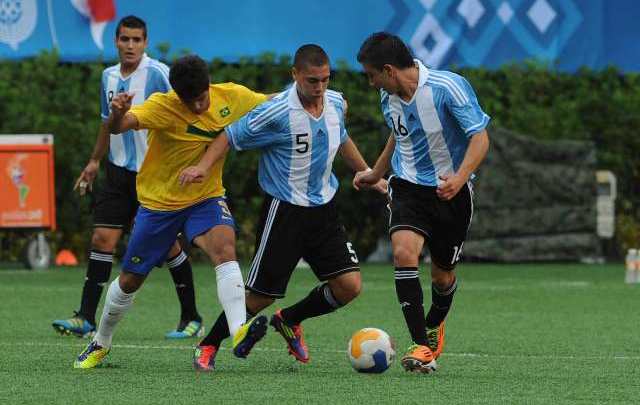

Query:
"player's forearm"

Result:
[[89, 122, 111, 163], [457, 129, 489, 180], [339, 138, 370, 172], [371, 133, 395, 177], [197, 133, 230, 171], [107, 112, 126, 134]]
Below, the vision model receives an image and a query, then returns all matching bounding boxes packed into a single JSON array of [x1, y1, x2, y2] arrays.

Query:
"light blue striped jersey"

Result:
[[226, 83, 348, 207], [381, 59, 490, 186], [100, 54, 170, 172]]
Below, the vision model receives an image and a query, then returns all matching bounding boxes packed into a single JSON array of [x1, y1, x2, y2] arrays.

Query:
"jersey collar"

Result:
[[117, 53, 150, 79], [288, 82, 305, 109], [415, 58, 429, 87], [288, 81, 328, 110]]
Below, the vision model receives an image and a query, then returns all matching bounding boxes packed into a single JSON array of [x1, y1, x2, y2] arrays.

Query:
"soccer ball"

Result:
[[347, 327, 395, 373]]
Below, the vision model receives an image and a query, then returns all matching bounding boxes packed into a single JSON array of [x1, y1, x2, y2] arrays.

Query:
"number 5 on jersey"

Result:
[[347, 242, 358, 264]]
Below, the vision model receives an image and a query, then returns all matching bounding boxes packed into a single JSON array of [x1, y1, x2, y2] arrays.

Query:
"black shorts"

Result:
[[245, 195, 360, 298], [93, 162, 139, 229], [387, 176, 473, 270]]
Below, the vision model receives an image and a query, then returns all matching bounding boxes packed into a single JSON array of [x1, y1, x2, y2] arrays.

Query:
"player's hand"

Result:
[[437, 173, 467, 201], [372, 178, 388, 195], [110, 93, 135, 116], [73, 159, 100, 196], [178, 166, 206, 186], [353, 169, 380, 191]]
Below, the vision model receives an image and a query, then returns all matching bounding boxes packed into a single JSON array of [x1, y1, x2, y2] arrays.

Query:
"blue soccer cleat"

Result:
[[165, 319, 204, 339], [52, 312, 95, 338]]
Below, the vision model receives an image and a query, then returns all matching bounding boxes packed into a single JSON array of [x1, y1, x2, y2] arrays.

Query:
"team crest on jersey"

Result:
[[130, 256, 141, 263], [220, 107, 230, 117], [0, 0, 38, 51]]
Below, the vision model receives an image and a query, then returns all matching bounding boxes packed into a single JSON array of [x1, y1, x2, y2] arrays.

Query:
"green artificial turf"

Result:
[[1, 263, 639, 404]]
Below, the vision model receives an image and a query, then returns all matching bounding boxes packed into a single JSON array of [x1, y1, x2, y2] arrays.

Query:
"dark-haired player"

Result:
[[354, 32, 490, 373], [74, 55, 272, 369], [52, 15, 203, 341], [179, 44, 387, 371]]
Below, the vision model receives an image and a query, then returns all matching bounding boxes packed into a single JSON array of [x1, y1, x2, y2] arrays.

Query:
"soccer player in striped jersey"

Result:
[[74, 55, 272, 370], [354, 32, 490, 373], [179, 44, 387, 371], [52, 15, 203, 340]]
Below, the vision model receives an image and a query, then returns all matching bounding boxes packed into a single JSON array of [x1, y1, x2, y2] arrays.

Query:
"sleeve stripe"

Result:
[[149, 59, 170, 76], [148, 64, 169, 79], [248, 101, 287, 129], [380, 89, 389, 102], [326, 95, 343, 106], [248, 101, 288, 131], [250, 107, 288, 132], [464, 114, 490, 135], [429, 77, 465, 106], [325, 89, 343, 99], [429, 72, 469, 106]]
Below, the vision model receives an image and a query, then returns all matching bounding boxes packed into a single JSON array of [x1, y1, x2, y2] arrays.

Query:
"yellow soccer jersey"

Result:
[[129, 83, 267, 211]]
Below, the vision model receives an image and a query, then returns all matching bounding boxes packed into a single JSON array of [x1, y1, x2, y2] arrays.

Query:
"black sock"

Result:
[[78, 250, 113, 325], [200, 307, 255, 347], [425, 278, 458, 329], [166, 250, 201, 322], [280, 283, 342, 326], [395, 267, 428, 346]]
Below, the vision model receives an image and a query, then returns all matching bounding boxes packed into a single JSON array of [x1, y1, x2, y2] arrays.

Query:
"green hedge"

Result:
[[0, 51, 638, 262]]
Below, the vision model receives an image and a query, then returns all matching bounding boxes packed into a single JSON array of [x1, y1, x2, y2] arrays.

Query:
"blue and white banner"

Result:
[[0, 0, 638, 72]]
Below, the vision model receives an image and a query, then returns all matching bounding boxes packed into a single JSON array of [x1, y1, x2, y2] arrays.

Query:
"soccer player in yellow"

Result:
[[75, 55, 270, 369]]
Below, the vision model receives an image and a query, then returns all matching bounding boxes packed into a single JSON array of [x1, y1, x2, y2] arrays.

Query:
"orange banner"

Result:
[[0, 145, 56, 230]]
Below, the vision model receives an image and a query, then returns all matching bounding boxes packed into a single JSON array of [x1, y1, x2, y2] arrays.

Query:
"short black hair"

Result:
[[357, 32, 414, 71], [115, 15, 147, 39], [169, 55, 210, 101], [293, 44, 330, 70]]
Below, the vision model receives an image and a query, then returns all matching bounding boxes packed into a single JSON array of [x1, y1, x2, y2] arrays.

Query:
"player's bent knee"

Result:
[[210, 242, 236, 265], [393, 247, 419, 267], [166, 240, 182, 258], [330, 274, 362, 304], [118, 272, 145, 294], [91, 229, 119, 252], [340, 282, 362, 303], [431, 268, 456, 290]]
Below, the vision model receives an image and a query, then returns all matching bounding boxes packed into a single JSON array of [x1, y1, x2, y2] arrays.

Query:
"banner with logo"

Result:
[[0, 135, 56, 230], [0, 0, 638, 72]]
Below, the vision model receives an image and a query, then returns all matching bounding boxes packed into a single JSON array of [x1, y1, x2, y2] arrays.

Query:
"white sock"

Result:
[[94, 277, 136, 348], [215, 261, 246, 336]]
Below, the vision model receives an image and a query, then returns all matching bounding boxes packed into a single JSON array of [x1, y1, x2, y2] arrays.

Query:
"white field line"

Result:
[[3, 341, 639, 361]]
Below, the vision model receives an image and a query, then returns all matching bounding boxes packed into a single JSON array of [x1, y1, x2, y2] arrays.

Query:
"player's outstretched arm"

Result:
[[339, 138, 387, 194], [353, 133, 394, 191], [178, 133, 230, 186], [437, 129, 489, 201], [338, 138, 369, 172], [107, 93, 139, 134], [73, 122, 110, 196]]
